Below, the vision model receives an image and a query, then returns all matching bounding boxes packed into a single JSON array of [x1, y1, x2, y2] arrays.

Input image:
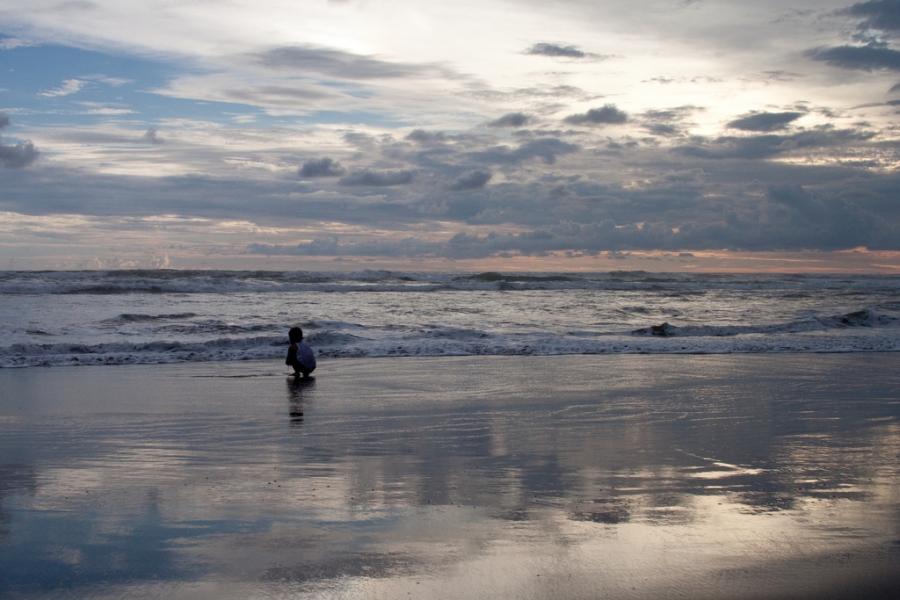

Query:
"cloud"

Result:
[[841, 1, 900, 32], [247, 237, 432, 257], [639, 106, 701, 135], [339, 169, 415, 186], [252, 236, 343, 256], [462, 85, 599, 104], [727, 111, 805, 131], [0, 114, 38, 169], [251, 46, 457, 80], [88, 108, 133, 115], [645, 123, 681, 136], [674, 127, 875, 160], [526, 43, 587, 58], [7, 4, 900, 264], [468, 138, 579, 165], [0, 139, 38, 168], [299, 157, 345, 178], [406, 130, 447, 144], [39, 78, 85, 97], [761, 70, 804, 82], [140, 128, 164, 144], [85, 75, 132, 87], [563, 104, 628, 126], [642, 107, 701, 121], [56, 1, 98, 10], [448, 170, 492, 191], [809, 3, 900, 72], [248, 178, 899, 257], [487, 113, 530, 128], [215, 84, 339, 108], [807, 43, 900, 71], [746, 183, 896, 250], [524, 43, 608, 60], [0, 38, 37, 50]]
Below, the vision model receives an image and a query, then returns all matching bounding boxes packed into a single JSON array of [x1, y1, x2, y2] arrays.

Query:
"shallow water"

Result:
[[2, 354, 900, 598]]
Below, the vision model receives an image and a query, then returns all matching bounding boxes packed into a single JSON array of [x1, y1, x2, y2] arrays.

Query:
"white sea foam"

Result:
[[1, 270, 899, 367]]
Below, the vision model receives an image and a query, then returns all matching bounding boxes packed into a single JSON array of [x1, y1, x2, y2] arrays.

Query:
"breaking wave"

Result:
[[2, 309, 899, 367], [632, 308, 900, 337], [1, 270, 899, 367]]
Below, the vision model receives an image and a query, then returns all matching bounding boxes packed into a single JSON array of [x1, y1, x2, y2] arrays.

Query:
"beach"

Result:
[[2, 353, 899, 599]]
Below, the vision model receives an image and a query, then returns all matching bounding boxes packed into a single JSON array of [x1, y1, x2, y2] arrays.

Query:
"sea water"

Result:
[[1, 270, 899, 367]]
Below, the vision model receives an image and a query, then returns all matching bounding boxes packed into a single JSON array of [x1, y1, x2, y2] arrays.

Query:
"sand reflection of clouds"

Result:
[[2, 355, 899, 597]]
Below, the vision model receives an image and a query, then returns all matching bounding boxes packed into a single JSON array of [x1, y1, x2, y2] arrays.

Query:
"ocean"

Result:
[[1, 269, 899, 368]]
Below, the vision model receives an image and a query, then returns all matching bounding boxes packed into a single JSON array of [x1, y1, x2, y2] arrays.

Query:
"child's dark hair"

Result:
[[289, 327, 303, 343]]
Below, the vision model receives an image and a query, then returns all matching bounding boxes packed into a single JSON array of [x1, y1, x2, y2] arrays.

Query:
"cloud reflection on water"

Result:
[[1, 354, 899, 598]]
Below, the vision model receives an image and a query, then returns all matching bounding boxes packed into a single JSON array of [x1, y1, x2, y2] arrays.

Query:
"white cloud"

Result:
[[0, 37, 37, 49], [39, 79, 85, 97], [86, 108, 133, 115]]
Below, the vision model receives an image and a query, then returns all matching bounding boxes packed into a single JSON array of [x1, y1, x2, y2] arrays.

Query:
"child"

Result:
[[286, 326, 316, 378]]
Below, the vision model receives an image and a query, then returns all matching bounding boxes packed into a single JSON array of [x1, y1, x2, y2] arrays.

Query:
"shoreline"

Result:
[[4, 341, 900, 372]]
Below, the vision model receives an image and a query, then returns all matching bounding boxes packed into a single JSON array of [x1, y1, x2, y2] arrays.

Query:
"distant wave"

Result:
[[103, 312, 198, 323], [2, 270, 899, 295]]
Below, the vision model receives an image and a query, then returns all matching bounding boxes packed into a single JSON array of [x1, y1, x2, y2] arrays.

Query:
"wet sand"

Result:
[[2, 354, 900, 599]]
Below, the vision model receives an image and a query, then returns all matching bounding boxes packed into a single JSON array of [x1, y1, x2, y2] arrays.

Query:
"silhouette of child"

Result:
[[286, 326, 316, 378]]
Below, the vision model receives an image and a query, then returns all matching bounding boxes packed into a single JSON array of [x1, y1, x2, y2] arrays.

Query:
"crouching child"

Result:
[[286, 326, 316, 378]]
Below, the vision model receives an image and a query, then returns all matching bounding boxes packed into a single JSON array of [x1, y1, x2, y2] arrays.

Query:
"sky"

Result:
[[2, 0, 900, 272]]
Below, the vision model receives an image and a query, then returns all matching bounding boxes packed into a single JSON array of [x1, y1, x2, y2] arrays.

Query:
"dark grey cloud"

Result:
[[406, 130, 447, 144], [564, 104, 628, 126], [6, 149, 900, 258], [675, 127, 875, 160], [140, 128, 164, 144], [468, 138, 579, 165], [807, 43, 900, 71], [526, 43, 586, 58], [841, 0, 900, 32], [448, 170, 492, 191], [343, 131, 382, 151], [0, 140, 35, 169], [524, 43, 611, 61], [0, 114, 38, 169], [252, 46, 457, 80], [246, 190, 898, 257], [708, 183, 897, 250], [808, 3, 900, 72], [487, 113, 530, 128], [299, 157, 345, 178], [645, 123, 680, 136], [248, 236, 440, 258], [727, 112, 805, 132], [339, 169, 415, 186], [0, 165, 428, 227]]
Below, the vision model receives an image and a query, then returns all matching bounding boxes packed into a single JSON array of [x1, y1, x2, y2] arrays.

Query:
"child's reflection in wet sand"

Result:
[[287, 376, 315, 427]]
